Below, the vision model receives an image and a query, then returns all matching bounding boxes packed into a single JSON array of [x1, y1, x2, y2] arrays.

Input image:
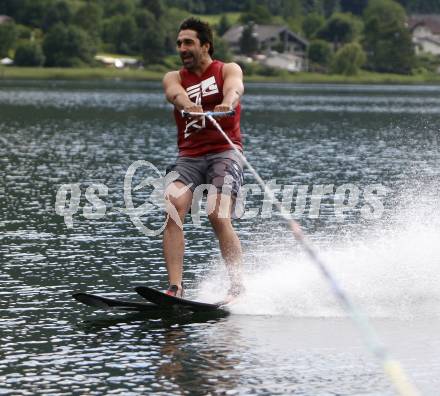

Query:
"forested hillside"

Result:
[[0, 0, 438, 75]]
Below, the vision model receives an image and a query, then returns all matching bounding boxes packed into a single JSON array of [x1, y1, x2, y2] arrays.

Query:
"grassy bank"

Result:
[[246, 70, 440, 84], [1, 66, 440, 84], [0, 66, 164, 81]]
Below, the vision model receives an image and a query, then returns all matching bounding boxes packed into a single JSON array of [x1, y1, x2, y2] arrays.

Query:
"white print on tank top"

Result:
[[184, 76, 219, 138]]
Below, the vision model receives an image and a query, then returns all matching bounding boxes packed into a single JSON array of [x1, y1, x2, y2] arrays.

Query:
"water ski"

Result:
[[72, 292, 160, 312], [135, 286, 228, 313]]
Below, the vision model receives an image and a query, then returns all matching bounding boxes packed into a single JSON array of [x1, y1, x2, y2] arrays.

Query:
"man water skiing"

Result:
[[162, 17, 244, 299]]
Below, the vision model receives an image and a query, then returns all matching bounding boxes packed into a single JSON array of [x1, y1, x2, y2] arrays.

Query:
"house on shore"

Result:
[[222, 24, 308, 72], [408, 15, 440, 55]]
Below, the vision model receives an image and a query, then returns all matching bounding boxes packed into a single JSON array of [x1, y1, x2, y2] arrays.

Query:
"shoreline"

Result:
[[1, 66, 440, 85]]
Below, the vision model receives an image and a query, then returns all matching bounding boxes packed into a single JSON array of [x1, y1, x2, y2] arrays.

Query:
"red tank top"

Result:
[[174, 60, 242, 157]]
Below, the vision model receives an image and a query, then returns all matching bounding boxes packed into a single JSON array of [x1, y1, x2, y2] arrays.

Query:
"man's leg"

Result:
[[163, 181, 193, 294], [208, 193, 244, 295]]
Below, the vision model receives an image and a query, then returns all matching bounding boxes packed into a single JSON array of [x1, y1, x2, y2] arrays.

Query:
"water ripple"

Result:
[[1, 81, 438, 395]]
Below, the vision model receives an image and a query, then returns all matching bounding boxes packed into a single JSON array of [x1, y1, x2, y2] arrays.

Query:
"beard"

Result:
[[180, 51, 197, 70]]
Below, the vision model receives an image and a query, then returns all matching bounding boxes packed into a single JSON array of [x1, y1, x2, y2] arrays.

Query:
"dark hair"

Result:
[[179, 17, 214, 56]]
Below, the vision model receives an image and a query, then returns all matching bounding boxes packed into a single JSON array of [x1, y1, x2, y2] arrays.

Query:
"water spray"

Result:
[[182, 109, 421, 396]]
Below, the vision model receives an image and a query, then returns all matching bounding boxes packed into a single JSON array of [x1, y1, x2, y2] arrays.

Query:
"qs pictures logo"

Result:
[[55, 161, 389, 236]]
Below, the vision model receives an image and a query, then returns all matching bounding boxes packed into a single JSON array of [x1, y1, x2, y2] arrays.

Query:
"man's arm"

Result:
[[214, 63, 244, 112], [163, 71, 202, 113]]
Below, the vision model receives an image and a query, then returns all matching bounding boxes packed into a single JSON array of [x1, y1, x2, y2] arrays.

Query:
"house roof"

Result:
[[0, 15, 13, 24], [408, 14, 440, 35], [223, 24, 308, 46], [414, 35, 440, 47], [222, 25, 244, 43]]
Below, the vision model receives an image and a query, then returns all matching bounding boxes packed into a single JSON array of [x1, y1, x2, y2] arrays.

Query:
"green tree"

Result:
[[0, 0, 26, 20], [317, 12, 362, 48], [281, 0, 303, 33], [240, 4, 273, 24], [217, 14, 231, 36], [73, 3, 102, 38], [17, 0, 49, 28], [280, 0, 302, 18], [42, 0, 72, 32], [135, 8, 166, 62], [102, 15, 138, 54], [15, 24, 32, 40], [0, 21, 17, 57], [330, 42, 366, 75], [302, 13, 325, 38], [139, 23, 165, 64], [134, 9, 155, 29], [141, 0, 165, 19], [340, 0, 368, 15], [364, 0, 406, 27], [43, 23, 96, 67], [14, 41, 45, 66], [239, 22, 259, 56], [414, 52, 440, 74], [301, 0, 324, 14], [323, 0, 340, 16], [104, 0, 135, 17], [213, 34, 232, 62], [363, 0, 414, 74], [308, 39, 333, 70]]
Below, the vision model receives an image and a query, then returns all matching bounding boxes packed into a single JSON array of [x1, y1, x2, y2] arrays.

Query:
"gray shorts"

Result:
[[166, 150, 244, 197]]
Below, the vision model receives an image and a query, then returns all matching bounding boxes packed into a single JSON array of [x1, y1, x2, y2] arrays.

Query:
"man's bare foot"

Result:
[[228, 282, 245, 297], [165, 284, 184, 298], [221, 282, 245, 305]]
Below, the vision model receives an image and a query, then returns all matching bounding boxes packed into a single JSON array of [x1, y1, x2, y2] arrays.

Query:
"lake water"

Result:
[[1, 80, 439, 395]]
